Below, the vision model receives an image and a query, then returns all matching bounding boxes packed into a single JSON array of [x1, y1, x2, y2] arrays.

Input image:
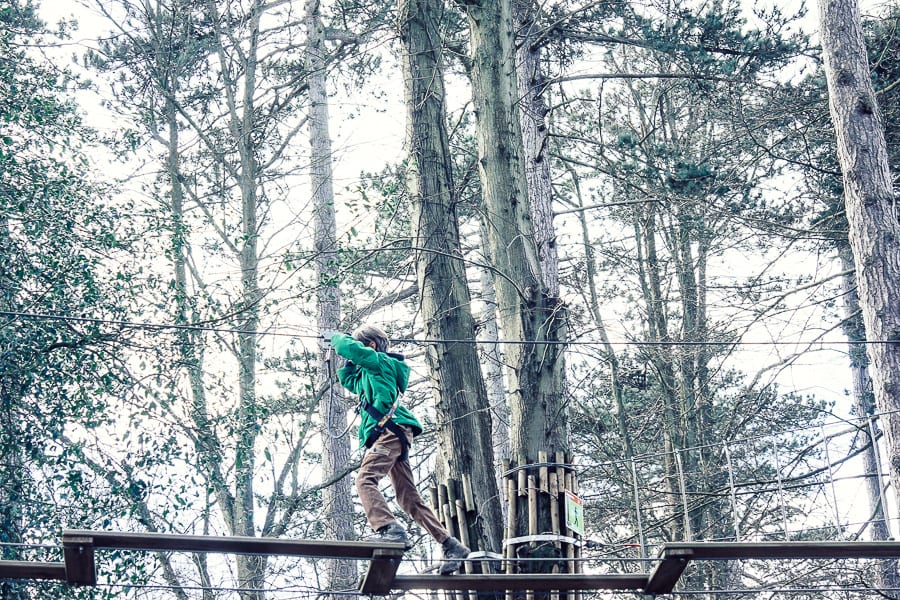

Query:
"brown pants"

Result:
[[356, 426, 449, 543]]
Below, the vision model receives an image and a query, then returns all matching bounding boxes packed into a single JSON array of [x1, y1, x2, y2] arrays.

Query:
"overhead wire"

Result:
[[2, 310, 894, 346]]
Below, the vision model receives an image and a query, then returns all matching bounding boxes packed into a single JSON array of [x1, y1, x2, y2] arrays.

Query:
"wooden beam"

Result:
[[62, 534, 96, 586], [663, 541, 900, 560], [644, 548, 692, 595], [359, 548, 405, 594], [644, 541, 900, 594], [61, 529, 405, 559], [391, 574, 648, 592], [0, 560, 67, 581]]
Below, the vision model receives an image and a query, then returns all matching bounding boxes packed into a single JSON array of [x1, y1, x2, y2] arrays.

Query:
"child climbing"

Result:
[[325, 325, 470, 575]]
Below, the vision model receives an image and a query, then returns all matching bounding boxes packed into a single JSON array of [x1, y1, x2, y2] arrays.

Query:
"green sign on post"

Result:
[[565, 490, 584, 536]]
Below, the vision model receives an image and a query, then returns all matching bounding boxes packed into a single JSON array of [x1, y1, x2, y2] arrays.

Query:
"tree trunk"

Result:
[[208, 0, 266, 595], [513, 0, 559, 296], [306, 0, 356, 591], [478, 219, 511, 491], [456, 0, 568, 563], [164, 92, 228, 600], [839, 247, 900, 588], [818, 0, 900, 530], [634, 211, 684, 540], [400, 0, 504, 552], [569, 169, 634, 462]]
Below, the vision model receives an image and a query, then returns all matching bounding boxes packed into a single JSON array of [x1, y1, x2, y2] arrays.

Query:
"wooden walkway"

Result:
[[644, 541, 900, 594], [2, 532, 900, 594]]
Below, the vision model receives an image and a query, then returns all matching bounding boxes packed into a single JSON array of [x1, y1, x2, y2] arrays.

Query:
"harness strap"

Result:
[[362, 400, 410, 460]]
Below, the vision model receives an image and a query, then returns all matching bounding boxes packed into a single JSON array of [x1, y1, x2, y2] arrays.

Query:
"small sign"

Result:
[[565, 490, 584, 536]]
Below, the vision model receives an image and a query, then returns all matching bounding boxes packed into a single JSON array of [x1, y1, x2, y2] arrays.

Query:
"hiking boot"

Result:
[[439, 536, 470, 575], [375, 522, 411, 549]]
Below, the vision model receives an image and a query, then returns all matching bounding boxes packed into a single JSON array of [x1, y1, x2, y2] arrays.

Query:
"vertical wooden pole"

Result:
[[538, 450, 549, 494], [518, 454, 528, 497], [455, 499, 471, 558], [506, 476, 517, 572], [505, 474, 517, 600], [430, 487, 440, 514], [527, 474, 538, 539], [447, 480, 459, 521], [549, 472, 560, 548], [527, 474, 538, 600], [549, 470, 560, 600], [462, 474, 475, 513], [438, 484, 450, 529]]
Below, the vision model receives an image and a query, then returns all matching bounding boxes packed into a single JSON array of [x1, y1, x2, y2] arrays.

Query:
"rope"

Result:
[[322, 344, 357, 440]]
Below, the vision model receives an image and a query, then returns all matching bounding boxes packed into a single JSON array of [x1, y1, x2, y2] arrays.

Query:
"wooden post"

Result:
[[506, 475, 516, 600], [538, 450, 549, 494], [549, 472, 560, 549], [62, 534, 96, 586], [456, 500, 471, 559], [527, 474, 538, 600], [518, 454, 528, 497], [430, 486, 440, 514], [448, 480, 459, 519], [506, 477, 517, 574], [462, 473, 475, 513], [527, 475, 538, 539], [439, 484, 450, 528], [554, 452, 566, 493], [359, 548, 404, 594]]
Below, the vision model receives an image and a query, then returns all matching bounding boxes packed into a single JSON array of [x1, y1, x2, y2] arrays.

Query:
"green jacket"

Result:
[[331, 333, 422, 449]]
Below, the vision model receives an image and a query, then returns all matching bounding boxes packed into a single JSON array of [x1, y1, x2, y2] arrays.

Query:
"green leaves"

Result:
[[0, 0, 139, 576]]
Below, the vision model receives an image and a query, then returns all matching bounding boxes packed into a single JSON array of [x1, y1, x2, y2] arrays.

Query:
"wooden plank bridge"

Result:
[[2, 531, 900, 594]]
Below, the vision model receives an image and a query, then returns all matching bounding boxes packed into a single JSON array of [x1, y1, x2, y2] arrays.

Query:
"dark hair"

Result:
[[352, 324, 389, 353]]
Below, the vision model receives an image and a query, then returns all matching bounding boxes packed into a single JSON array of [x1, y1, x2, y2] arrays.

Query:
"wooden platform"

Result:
[[645, 541, 900, 594], [0, 533, 898, 594], [60, 529, 406, 589]]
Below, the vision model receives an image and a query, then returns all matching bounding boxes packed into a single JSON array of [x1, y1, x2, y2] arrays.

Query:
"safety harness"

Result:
[[360, 396, 411, 461]]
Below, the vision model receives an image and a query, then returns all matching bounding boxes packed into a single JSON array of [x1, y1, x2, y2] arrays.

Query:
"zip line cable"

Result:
[[2, 310, 894, 347]]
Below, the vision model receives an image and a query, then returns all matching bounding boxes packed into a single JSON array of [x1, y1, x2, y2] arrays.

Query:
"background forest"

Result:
[[1, 0, 898, 598]]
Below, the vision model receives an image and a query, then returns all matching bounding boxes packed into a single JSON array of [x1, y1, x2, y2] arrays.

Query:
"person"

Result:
[[326, 325, 470, 575]]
